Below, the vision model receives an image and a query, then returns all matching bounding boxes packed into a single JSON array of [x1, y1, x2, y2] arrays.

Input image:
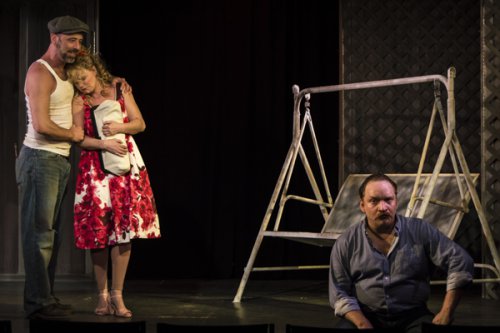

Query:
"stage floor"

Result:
[[1, 278, 500, 333]]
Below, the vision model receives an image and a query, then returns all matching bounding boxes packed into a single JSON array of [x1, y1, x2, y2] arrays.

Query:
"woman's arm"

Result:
[[102, 90, 146, 136], [72, 95, 128, 156]]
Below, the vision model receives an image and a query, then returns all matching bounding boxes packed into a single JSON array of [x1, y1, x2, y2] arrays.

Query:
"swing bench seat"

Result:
[[264, 173, 479, 247]]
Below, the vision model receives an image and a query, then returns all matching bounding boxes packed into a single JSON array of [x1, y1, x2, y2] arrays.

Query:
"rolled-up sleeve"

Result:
[[447, 271, 473, 291], [329, 236, 360, 317], [423, 220, 474, 291]]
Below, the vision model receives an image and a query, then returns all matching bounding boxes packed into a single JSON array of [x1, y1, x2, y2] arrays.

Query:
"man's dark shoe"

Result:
[[55, 301, 73, 312], [28, 304, 71, 319]]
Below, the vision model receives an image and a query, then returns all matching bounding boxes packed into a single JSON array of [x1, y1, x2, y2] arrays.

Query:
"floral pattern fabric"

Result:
[[74, 96, 161, 249]]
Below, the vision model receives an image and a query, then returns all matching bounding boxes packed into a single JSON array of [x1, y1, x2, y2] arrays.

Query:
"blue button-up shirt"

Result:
[[329, 214, 473, 317]]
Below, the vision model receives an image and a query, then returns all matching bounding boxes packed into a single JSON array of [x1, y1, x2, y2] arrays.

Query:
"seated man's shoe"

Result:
[[28, 304, 71, 319]]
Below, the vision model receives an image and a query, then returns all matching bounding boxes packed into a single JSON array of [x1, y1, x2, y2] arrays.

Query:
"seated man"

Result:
[[329, 173, 474, 332]]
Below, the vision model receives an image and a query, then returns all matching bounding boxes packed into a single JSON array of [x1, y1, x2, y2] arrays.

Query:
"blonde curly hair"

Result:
[[66, 46, 114, 88]]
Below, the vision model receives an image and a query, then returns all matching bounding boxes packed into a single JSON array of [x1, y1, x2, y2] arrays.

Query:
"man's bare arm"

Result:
[[344, 310, 374, 329], [432, 288, 463, 325]]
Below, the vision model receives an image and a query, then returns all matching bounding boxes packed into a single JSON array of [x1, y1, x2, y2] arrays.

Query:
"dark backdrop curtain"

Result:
[[99, 0, 340, 279], [0, 3, 21, 274]]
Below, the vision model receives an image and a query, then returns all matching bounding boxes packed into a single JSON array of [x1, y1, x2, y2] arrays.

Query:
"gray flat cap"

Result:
[[48, 15, 89, 35]]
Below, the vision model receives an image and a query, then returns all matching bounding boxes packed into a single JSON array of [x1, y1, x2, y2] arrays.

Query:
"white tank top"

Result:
[[23, 59, 74, 156]]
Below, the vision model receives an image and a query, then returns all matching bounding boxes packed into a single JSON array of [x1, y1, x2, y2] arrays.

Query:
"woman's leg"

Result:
[[91, 248, 111, 315], [110, 243, 132, 317]]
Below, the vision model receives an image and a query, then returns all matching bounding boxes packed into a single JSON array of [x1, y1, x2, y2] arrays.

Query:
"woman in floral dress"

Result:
[[67, 49, 161, 317]]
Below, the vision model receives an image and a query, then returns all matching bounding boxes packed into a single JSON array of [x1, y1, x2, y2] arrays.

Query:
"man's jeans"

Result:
[[15, 145, 70, 316], [335, 306, 434, 332]]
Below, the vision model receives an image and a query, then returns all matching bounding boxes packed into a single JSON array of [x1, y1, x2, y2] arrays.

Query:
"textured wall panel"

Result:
[[340, 0, 480, 175], [340, 0, 482, 259], [481, 0, 500, 299]]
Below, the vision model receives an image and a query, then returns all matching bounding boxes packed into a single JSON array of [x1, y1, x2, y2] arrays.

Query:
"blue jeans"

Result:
[[15, 145, 71, 316]]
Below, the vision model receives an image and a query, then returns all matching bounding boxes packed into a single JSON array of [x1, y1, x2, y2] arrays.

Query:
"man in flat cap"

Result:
[[16, 15, 88, 319]]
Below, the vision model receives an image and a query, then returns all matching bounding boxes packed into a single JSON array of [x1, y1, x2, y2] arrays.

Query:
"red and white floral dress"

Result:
[[74, 95, 161, 249]]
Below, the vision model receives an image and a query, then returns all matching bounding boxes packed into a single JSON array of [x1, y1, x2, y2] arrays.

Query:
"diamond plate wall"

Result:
[[339, 0, 482, 264], [340, 0, 480, 175], [481, 0, 500, 299]]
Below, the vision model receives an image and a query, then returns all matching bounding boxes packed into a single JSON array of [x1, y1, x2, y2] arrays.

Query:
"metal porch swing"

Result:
[[233, 67, 500, 303]]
